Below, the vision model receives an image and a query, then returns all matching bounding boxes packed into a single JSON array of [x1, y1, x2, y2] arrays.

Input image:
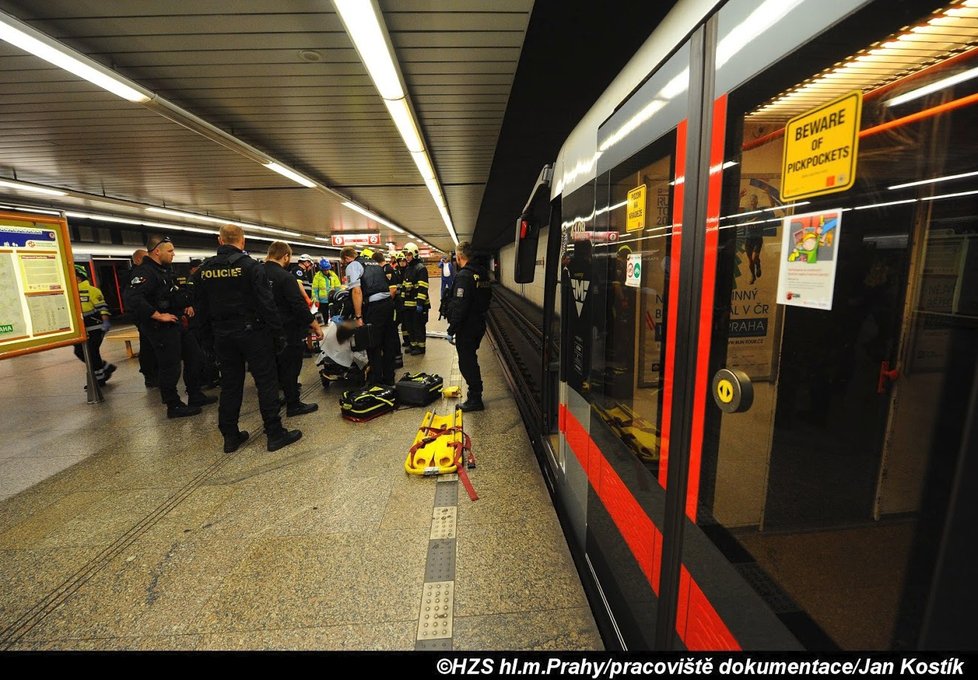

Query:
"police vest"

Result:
[[197, 251, 260, 325], [357, 256, 389, 299]]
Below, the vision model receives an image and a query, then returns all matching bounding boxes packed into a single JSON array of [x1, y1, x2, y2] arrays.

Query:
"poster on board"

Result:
[[0, 212, 85, 360], [775, 208, 842, 311]]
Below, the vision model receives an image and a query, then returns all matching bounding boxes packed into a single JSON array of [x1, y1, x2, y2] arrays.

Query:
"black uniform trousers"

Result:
[[363, 296, 399, 386], [214, 327, 283, 437], [276, 336, 305, 405], [456, 321, 486, 397], [407, 306, 428, 350], [137, 325, 158, 382], [142, 321, 203, 405], [73, 327, 106, 370]]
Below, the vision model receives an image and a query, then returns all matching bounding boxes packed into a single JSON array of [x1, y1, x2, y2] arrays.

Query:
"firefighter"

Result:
[[402, 242, 429, 355], [193, 225, 302, 453], [339, 245, 399, 386], [446, 242, 493, 412], [394, 251, 410, 349]]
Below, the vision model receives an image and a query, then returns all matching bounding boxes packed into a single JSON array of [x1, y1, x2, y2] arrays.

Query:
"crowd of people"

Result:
[[75, 225, 493, 453]]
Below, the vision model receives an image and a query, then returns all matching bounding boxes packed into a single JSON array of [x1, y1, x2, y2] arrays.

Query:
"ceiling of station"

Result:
[[0, 0, 534, 254]]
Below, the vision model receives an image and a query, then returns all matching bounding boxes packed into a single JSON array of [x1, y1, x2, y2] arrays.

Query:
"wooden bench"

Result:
[[104, 328, 141, 358]]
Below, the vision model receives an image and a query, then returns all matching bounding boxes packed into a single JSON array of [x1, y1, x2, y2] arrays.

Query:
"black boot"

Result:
[[188, 392, 218, 407], [223, 430, 249, 454], [167, 401, 202, 418], [459, 394, 484, 412], [286, 401, 318, 417], [267, 427, 302, 452]]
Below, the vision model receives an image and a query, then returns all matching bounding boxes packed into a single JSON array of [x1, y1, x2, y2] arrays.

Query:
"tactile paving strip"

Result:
[[425, 538, 457, 582], [430, 506, 457, 540], [417, 581, 454, 640], [416, 638, 453, 651], [434, 480, 458, 506]]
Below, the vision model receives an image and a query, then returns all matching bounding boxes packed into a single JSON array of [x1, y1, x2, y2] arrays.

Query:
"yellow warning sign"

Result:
[[716, 379, 734, 404], [626, 184, 647, 232], [781, 91, 862, 201]]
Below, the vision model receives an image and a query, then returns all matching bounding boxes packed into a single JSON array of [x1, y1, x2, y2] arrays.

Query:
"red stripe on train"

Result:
[[558, 402, 739, 650]]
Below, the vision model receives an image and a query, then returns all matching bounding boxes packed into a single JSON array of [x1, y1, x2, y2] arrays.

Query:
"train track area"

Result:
[[486, 285, 545, 426]]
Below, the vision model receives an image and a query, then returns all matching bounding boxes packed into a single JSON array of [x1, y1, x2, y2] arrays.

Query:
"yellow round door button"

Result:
[[717, 379, 734, 403]]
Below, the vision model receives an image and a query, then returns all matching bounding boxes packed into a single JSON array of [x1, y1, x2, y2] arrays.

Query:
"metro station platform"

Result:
[[0, 291, 601, 651]]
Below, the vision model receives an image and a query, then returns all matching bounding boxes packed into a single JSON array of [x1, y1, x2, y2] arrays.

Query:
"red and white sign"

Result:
[[570, 230, 619, 243], [330, 233, 381, 247]]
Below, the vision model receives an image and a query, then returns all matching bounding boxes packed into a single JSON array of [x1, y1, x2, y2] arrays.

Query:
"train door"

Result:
[[91, 257, 129, 316], [686, 0, 977, 650], [551, 33, 696, 649]]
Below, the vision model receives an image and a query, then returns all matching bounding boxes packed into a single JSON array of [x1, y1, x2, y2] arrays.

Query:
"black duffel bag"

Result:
[[340, 384, 397, 422], [395, 372, 444, 406]]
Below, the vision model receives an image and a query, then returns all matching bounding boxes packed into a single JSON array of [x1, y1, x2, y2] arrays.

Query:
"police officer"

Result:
[[124, 235, 215, 418], [193, 225, 302, 453], [128, 248, 158, 387], [340, 245, 399, 386], [265, 241, 323, 416], [402, 242, 430, 355], [446, 242, 493, 412]]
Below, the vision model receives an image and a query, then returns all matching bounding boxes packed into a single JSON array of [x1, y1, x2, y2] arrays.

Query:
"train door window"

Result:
[[592, 134, 676, 478], [690, 0, 977, 650]]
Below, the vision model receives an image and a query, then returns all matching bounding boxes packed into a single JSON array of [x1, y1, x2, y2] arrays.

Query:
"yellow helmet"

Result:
[[403, 242, 419, 256], [360, 247, 374, 258], [394, 251, 405, 261]]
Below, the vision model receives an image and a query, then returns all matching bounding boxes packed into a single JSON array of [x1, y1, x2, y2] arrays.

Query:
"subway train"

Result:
[[494, 0, 977, 651]]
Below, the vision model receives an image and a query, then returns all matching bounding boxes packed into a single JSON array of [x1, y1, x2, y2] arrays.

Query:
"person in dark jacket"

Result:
[[193, 225, 301, 453], [446, 241, 493, 412], [124, 235, 215, 418], [127, 248, 158, 387], [265, 241, 323, 416]]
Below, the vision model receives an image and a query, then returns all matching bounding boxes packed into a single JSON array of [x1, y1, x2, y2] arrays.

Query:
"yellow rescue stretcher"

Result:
[[405, 409, 479, 500], [405, 410, 463, 475]]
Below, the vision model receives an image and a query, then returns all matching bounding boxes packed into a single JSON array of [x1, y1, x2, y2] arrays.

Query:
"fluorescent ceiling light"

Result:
[[264, 162, 316, 188], [0, 179, 67, 196], [411, 151, 435, 181], [385, 99, 424, 153], [2, 205, 60, 215], [0, 11, 150, 103], [145, 206, 302, 237], [332, 0, 403, 100], [342, 201, 406, 234], [886, 65, 978, 107], [66, 209, 334, 249], [888, 169, 978, 190], [334, 0, 458, 247], [437, 204, 459, 246], [147, 206, 226, 224]]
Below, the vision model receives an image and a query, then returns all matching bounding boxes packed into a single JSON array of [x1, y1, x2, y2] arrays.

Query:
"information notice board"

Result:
[[0, 211, 86, 360]]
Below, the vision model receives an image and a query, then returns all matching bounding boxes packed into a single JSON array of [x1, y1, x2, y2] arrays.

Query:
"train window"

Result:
[[590, 133, 677, 479], [691, 0, 978, 650]]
